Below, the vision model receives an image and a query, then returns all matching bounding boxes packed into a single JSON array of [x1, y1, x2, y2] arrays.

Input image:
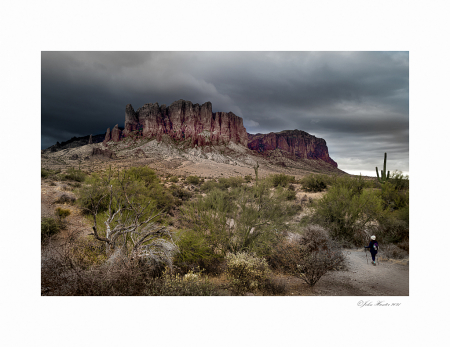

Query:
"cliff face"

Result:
[[100, 100, 337, 167], [117, 99, 248, 147], [247, 129, 338, 167]]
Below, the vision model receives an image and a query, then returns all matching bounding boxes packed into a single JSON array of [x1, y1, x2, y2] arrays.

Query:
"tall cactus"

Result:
[[376, 152, 390, 184], [254, 161, 259, 186]]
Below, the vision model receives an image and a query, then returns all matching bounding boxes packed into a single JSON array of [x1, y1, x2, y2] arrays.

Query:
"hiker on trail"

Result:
[[365, 235, 379, 266]]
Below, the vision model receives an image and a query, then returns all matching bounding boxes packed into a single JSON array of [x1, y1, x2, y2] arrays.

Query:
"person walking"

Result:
[[365, 235, 379, 266]]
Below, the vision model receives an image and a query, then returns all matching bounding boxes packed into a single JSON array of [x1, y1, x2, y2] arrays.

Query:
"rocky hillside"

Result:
[[43, 99, 338, 169]]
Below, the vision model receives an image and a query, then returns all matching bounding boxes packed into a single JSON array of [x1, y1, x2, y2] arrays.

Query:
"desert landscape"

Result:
[[41, 99, 409, 296]]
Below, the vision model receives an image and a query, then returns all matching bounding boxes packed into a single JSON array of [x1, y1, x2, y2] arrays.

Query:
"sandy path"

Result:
[[286, 248, 409, 296]]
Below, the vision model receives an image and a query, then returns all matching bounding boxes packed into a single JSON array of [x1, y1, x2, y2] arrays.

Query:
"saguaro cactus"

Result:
[[376, 152, 390, 184], [254, 161, 259, 186]]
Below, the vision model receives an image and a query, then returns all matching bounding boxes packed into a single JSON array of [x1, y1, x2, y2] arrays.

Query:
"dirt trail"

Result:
[[285, 249, 409, 296]]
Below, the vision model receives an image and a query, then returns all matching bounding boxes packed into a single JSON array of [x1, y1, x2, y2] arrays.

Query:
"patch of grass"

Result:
[[55, 207, 71, 220]]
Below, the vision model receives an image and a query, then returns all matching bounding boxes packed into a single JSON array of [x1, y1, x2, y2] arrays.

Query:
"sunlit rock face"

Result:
[[247, 130, 338, 167], [117, 99, 248, 147]]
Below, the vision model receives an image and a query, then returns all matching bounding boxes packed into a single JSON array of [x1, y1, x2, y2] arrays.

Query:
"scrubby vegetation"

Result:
[[41, 161, 409, 295]]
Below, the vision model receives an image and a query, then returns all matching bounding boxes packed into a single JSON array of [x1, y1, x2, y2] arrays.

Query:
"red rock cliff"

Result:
[[116, 99, 248, 147], [247, 129, 338, 167]]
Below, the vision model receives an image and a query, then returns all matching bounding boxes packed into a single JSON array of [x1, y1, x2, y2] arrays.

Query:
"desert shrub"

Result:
[[225, 252, 271, 295], [331, 174, 368, 195], [186, 175, 200, 185], [299, 174, 329, 192], [244, 175, 252, 183], [381, 244, 408, 259], [64, 167, 87, 182], [169, 184, 193, 201], [55, 207, 71, 220], [68, 182, 82, 188], [270, 174, 295, 187], [269, 225, 345, 286], [380, 181, 409, 211], [55, 193, 77, 205], [147, 270, 220, 296], [41, 168, 59, 179], [261, 276, 288, 295], [397, 239, 409, 253], [182, 182, 297, 257], [377, 213, 409, 244], [174, 230, 224, 274], [219, 177, 245, 188], [41, 217, 63, 240], [168, 176, 179, 183], [125, 166, 159, 187], [285, 189, 297, 201], [146, 271, 219, 296], [312, 185, 384, 244], [200, 180, 220, 192], [389, 170, 409, 191]]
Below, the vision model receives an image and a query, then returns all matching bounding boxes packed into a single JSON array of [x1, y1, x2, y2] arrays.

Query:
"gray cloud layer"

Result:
[[41, 51, 409, 175]]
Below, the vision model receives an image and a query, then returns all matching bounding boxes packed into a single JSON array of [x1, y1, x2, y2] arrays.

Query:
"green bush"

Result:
[[244, 175, 252, 183], [186, 175, 201, 185], [41, 217, 63, 239], [169, 184, 192, 201], [270, 174, 295, 187], [380, 181, 409, 211], [168, 176, 179, 183], [182, 182, 297, 257], [174, 230, 224, 274], [313, 185, 384, 244], [55, 207, 71, 220], [125, 166, 159, 186], [64, 168, 87, 182], [41, 168, 59, 179], [299, 174, 329, 192], [219, 177, 244, 190], [225, 252, 271, 295], [200, 180, 219, 192]]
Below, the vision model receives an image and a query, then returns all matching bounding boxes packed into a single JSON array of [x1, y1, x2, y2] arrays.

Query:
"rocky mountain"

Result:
[[248, 130, 338, 167], [43, 133, 105, 153], [44, 99, 338, 169], [109, 99, 248, 147]]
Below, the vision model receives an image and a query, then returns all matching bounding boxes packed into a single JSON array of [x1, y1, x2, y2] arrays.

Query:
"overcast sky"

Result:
[[41, 51, 409, 176]]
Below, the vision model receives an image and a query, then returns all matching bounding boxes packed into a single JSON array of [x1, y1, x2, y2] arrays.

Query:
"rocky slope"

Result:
[[248, 130, 338, 167]]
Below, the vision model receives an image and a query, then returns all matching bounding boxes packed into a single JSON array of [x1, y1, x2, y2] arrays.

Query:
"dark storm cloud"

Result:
[[41, 51, 409, 175]]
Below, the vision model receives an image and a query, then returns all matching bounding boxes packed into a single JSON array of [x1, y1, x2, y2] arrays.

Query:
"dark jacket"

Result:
[[365, 240, 378, 253]]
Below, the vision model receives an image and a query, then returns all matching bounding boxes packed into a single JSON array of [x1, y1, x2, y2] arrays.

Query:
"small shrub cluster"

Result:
[[299, 174, 329, 192], [186, 175, 201, 185], [174, 229, 224, 275], [244, 175, 252, 183], [168, 176, 179, 183], [225, 252, 271, 295], [269, 225, 345, 287], [381, 244, 408, 260], [147, 270, 220, 296], [270, 174, 295, 187], [63, 168, 87, 182], [169, 184, 193, 201], [41, 217, 63, 240], [55, 207, 71, 220]]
